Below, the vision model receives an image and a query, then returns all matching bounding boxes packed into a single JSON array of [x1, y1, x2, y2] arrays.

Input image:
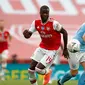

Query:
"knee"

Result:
[[35, 67, 46, 75], [35, 67, 42, 74], [28, 68, 35, 73], [70, 70, 78, 77]]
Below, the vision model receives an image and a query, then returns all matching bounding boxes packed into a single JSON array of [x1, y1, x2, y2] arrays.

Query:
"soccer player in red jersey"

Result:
[[0, 20, 11, 80], [23, 5, 69, 85]]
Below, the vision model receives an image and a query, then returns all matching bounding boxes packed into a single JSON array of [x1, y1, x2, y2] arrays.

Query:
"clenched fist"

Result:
[[23, 30, 32, 38]]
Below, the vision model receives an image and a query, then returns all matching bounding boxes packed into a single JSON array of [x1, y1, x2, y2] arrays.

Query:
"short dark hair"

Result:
[[40, 5, 49, 12]]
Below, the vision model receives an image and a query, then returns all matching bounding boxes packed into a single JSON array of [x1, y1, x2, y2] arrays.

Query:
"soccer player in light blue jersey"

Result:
[[58, 23, 85, 85]]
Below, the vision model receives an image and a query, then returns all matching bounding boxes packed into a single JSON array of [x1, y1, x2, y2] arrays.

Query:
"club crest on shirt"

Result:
[[41, 26, 44, 30]]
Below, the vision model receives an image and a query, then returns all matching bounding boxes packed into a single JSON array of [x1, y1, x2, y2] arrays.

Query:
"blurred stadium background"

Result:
[[0, 0, 85, 85]]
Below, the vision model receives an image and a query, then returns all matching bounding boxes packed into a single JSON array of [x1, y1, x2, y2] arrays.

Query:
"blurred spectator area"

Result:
[[7, 58, 31, 64], [7, 54, 68, 64]]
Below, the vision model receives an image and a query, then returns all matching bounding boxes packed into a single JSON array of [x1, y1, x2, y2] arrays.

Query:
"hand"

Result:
[[23, 30, 30, 38], [62, 48, 69, 59]]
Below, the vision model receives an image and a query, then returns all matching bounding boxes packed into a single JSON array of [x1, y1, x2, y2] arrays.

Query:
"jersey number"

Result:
[[46, 56, 53, 64]]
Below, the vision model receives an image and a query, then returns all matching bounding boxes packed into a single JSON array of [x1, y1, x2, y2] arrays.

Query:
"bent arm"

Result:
[[59, 28, 69, 58]]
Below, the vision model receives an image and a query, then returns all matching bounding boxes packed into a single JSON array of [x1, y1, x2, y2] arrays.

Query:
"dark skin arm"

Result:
[[59, 27, 69, 59], [23, 30, 32, 39]]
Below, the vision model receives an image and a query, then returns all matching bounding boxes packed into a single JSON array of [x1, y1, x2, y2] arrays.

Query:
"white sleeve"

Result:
[[53, 20, 63, 31], [29, 20, 36, 33]]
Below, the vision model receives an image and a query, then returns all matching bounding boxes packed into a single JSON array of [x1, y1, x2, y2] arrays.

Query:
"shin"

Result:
[[28, 69, 37, 84]]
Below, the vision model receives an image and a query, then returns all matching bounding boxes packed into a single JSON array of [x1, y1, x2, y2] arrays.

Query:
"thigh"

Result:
[[29, 59, 38, 70], [68, 52, 79, 70], [31, 47, 44, 62]]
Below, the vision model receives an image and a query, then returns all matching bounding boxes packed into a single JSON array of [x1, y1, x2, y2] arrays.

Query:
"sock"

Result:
[[1, 63, 7, 80], [0, 69, 5, 80], [78, 71, 85, 85], [0, 64, 2, 79], [60, 71, 73, 85], [0, 64, 2, 70], [28, 69, 38, 85]]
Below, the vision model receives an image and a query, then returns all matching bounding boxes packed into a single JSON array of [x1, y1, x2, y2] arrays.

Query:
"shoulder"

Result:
[[52, 20, 63, 31], [52, 20, 62, 28], [49, 18, 62, 26], [35, 18, 41, 21], [32, 19, 41, 25], [49, 18, 59, 24], [53, 20, 60, 25]]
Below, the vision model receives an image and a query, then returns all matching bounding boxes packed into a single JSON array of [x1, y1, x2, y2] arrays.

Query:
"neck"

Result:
[[41, 18, 49, 24], [42, 19, 47, 23]]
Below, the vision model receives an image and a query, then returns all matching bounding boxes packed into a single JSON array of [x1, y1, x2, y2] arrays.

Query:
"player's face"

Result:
[[0, 20, 4, 30], [40, 9, 49, 23]]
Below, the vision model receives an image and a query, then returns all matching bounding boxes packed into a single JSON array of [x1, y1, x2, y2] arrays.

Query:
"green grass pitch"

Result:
[[0, 80, 77, 85]]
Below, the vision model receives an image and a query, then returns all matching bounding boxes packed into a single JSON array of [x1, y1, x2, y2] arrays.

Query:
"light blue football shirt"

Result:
[[73, 23, 85, 52]]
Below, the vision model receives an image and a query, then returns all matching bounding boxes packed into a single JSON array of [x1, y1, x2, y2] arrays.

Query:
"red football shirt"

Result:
[[0, 31, 10, 53], [29, 18, 62, 50]]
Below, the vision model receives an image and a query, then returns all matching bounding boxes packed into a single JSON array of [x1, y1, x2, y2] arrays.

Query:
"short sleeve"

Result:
[[53, 20, 63, 31], [29, 20, 36, 33]]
